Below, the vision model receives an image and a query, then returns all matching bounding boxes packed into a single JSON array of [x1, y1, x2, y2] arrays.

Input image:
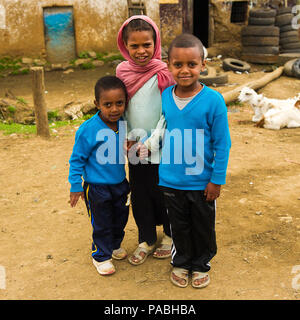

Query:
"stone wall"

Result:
[[0, 0, 160, 59]]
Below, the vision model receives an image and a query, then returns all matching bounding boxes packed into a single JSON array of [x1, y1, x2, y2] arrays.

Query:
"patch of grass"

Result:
[[78, 51, 90, 59], [0, 118, 88, 136], [227, 100, 244, 107], [16, 97, 28, 104], [7, 106, 16, 114], [0, 122, 36, 135], [102, 54, 124, 62], [47, 110, 61, 121], [80, 62, 95, 70]]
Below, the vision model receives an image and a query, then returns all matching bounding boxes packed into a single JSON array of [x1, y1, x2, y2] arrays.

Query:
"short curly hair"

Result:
[[168, 33, 204, 60]]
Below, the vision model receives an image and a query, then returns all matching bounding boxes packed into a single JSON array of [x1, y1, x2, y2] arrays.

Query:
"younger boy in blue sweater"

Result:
[[68, 76, 130, 276], [159, 34, 231, 288]]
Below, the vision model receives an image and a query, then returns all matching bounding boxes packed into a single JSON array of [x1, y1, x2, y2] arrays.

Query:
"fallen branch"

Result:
[[222, 66, 284, 105]]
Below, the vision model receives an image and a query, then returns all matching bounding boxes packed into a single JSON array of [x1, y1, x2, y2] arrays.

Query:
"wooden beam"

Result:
[[222, 66, 284, 104], [31, 67, 50, 138]]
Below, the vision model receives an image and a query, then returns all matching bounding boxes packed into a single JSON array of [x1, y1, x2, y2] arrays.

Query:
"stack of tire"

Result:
[[241, 8, 279, 64], [275, 7, 300, 54]]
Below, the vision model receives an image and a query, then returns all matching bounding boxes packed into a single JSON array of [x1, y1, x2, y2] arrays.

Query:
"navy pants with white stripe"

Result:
[[160, 186, 217, 272], [83, 180, 130, 262]]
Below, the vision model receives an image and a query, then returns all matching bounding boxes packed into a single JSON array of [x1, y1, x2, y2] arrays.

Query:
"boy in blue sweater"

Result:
[[158, 34, 231, 288], [68, 76, 130, 276]]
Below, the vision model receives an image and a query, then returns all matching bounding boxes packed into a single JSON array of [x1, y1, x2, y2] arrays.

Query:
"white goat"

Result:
[[238, 87, 300, 130]]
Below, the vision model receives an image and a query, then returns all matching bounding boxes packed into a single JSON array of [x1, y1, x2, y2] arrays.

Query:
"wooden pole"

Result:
[[222, 66, 284, 105], [31, 67, 50, 138]]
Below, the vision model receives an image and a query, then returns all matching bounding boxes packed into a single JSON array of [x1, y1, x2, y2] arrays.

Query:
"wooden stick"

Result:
[[31, 67, 50, 138], [222, 66, 284, 104]]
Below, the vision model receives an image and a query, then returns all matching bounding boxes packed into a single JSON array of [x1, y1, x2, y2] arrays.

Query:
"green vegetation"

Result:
[[0, 57, 26, 76], [0, 115, 94, 136], [227, 100, 244, 107], [0, 122, 37, 135], [79, 62, 95, 70]]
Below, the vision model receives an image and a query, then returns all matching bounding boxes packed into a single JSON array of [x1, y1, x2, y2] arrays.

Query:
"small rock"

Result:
[[88, 51, 97, 58], [34, 59, 46, 66], [46, 254, 53, 260], [74, 58, 90, 66], [92, 60, 105, 67], [255, 211, 263, 215], [63, 69, 74, 74], [22, 57, 33, 64], [51, 64, 63, 71]]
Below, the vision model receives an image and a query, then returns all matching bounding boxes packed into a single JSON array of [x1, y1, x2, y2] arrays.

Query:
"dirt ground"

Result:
[[0, 62, 300, 301]]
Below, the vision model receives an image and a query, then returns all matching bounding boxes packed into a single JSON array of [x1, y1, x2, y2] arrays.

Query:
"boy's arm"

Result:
[[210, 107, 231, 186], [68, 129, 91, 193]]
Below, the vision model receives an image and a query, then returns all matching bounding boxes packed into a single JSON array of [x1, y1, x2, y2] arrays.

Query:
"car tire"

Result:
[[277, 7, 292, 15], [275, 13, 294, 26], [292, 58, 300, 78], [280, 30, 299, 38], [280, 36, 300, 45], [222, 58, 251, 72], [248, 17, 275, 25], [242, 26, 279, 37], [249, 9, 276, 18], [242, 46, 279, 55], [281, 42, 300, 50], [280, 24, 296, 32], [199, 67, 228, 86], [283, 58, 297, 76], [242, 36, 279, 46]]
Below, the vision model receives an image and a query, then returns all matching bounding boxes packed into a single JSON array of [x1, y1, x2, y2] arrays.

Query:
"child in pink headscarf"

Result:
[[116, 15, 175, 266]]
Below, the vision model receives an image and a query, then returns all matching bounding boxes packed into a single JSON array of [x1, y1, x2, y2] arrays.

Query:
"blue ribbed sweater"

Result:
[[68, 112, 126, 192], [159, 85, 231, 190]]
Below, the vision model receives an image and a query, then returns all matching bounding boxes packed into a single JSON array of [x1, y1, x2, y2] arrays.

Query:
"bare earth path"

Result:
[[0, 67, 299, 300]]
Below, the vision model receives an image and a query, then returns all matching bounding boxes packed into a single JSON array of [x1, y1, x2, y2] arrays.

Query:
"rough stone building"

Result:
[[0, 0, 297, 62]]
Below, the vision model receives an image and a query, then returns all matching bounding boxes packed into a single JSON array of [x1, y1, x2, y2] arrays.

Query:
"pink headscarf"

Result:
[[116, 15, 175, 99]]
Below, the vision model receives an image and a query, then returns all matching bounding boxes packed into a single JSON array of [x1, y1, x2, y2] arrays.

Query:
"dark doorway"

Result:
[[193, 0, 209, 47]]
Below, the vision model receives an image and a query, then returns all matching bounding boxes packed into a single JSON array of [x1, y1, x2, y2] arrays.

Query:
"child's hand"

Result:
[[204, 182, 221, 201], [70, 192, 84, 207], [136, 143, 150, 160], [124, 139, 136, 154]]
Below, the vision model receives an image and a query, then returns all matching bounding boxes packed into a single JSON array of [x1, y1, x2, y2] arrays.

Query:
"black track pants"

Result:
[[129, 163, 171, 246], [160, 186, 217, 272]]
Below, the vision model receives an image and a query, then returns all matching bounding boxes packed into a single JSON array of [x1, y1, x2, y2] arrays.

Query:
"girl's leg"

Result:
[[129, 162, 158, 245]]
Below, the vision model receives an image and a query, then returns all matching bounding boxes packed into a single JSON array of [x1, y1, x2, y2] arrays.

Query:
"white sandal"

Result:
[[128, 242, 155, 266], [191, 272, 210, 288], [93, 258, 115, 276], [112, 248, 127, 260], [153, 234, 172, 259]]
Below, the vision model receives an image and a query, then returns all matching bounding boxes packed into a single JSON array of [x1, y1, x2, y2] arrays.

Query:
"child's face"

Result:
[[95, 88, 126, 124], [168, 46, 205, 90], [125, 30, 155, 66]]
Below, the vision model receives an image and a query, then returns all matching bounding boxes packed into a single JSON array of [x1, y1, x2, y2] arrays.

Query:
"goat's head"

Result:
[[238, 87, 256, 103]]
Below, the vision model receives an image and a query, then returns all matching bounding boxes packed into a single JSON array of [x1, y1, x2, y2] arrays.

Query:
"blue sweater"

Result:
[[159, 85, 231, 190], [68, 112, 126, 192]]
